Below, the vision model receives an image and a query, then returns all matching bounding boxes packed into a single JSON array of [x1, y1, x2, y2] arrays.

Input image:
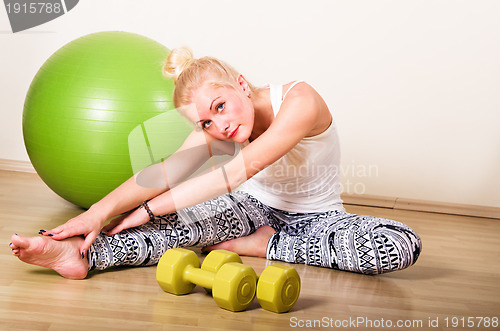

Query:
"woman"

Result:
[[10, 48, 421, 279]]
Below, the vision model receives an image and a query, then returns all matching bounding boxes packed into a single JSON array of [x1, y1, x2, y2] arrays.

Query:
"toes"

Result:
[[201, 244, 218, 253], [11, 234, 30, 249], [203, 241, 231, 253], [9, 243, 19, 256], [9, 242, 17, 255], [9, 237, 19, 250], [10, 242, 20, 255], [9, 237, 22, 256], [201, 246, 213, 253]]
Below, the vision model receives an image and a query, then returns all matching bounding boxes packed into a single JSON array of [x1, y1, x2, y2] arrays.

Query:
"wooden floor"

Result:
[[1, 170, 499, 330]]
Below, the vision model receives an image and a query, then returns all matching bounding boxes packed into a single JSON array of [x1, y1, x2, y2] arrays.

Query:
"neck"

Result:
[[249, 87, 273, 141]]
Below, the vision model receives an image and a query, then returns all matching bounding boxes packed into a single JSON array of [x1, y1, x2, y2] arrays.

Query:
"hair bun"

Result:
[[163, 47, 195, 83]]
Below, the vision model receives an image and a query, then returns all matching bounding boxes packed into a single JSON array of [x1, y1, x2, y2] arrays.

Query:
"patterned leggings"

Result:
[[88, 192, 421, 275]]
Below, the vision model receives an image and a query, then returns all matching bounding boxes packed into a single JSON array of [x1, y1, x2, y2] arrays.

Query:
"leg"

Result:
[[87, 192, 274, 271], [266, 210, 422, 275]]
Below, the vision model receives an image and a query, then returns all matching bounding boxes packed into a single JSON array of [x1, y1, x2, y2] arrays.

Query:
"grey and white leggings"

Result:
[[88, 191, 421, 275]]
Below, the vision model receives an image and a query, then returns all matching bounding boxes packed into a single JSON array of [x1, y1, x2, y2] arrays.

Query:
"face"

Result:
[[182, 79, 254, 143]]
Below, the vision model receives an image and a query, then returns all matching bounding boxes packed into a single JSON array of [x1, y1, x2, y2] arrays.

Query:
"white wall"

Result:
[[1, 0, 499, 208]]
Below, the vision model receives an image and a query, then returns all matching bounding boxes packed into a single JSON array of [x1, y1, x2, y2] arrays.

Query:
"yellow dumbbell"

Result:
[[201, 250, 301, 313], [156, 248, 257, 312]]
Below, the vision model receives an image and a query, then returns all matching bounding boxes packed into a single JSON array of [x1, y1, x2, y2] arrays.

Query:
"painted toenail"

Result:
[[48, 234, 54, 237]]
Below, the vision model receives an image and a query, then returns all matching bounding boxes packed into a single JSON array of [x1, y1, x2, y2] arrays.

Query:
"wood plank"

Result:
[[1, 170, 500, 330]]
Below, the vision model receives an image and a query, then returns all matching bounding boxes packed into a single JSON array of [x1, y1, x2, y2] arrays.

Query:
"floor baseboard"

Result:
[[1, 158, 498, 219], [0, 158, 36, 173], [342, 193, 500, 220]]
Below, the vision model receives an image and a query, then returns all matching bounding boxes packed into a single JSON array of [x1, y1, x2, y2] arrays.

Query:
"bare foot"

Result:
[[10, 234, 88, 279], [203, 225, 276, 257]]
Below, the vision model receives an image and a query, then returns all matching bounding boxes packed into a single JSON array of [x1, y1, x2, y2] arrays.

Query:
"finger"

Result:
[[101, 217, 122, 233], [44, 224, 66, 235], [102, 213, 130, 234], [105, 219, 132, 236], [44, 228, 72, 240], [105, 226, 122, 236], [48, 229, 75, 240], [49, 222, 90, 240], [80, 232, 98, 258]]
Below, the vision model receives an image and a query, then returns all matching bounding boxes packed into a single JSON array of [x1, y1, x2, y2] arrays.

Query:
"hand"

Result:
[[43, 208, 106, 256], [101, 207, 150, 236]]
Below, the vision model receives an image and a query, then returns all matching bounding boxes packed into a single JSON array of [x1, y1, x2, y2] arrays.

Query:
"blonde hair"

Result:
[[163, 47, 255, 107]]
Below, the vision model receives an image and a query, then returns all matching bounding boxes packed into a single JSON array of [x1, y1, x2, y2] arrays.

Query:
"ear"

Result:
[[236, 74, 251, 96]]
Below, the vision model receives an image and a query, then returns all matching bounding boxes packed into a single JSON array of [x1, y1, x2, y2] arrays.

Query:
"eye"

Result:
[[202, 120, 212, 129], [216, 102, 225, 112]]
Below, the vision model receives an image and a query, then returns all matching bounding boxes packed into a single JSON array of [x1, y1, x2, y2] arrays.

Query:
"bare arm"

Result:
[[48, 83, 328, 257], [45, 129, 231, 253], [105, 83, 326, 233]]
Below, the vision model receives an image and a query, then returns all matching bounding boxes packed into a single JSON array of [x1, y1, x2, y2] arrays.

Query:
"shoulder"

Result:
[[281, 82, 323, 115], [283, 81, 316, 99], [280, 82, 331, 130], [277, 81, 331, 135], [285, 81, 318, 96]]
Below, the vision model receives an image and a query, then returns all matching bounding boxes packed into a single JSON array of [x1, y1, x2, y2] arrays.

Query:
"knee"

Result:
[[372, 224, 422, 274], [408, 228, 422, 264]]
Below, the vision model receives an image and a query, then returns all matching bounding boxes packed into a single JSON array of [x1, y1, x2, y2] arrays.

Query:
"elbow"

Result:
[[222, 152, 255, 192], [135, 164, 168, 190], [227, 166, 248, 192], [224, 160, 249, 192]]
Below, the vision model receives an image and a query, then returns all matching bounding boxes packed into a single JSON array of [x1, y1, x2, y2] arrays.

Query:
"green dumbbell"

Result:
[[201, 250, 301, 313], [156, 248, 257, 312]]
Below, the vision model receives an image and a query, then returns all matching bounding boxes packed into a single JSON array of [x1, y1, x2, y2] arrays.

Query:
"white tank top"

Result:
[[236, 82, 344, 213]]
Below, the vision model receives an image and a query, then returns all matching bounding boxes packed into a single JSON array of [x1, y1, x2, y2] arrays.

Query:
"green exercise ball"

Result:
[[23, 31, 192, 209]]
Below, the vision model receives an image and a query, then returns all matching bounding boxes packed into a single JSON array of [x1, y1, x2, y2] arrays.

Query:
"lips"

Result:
[[228, 126, 239, 139]]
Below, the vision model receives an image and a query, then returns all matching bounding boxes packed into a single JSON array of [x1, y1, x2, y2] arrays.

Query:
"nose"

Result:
[[214, 117, 230, 134]]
